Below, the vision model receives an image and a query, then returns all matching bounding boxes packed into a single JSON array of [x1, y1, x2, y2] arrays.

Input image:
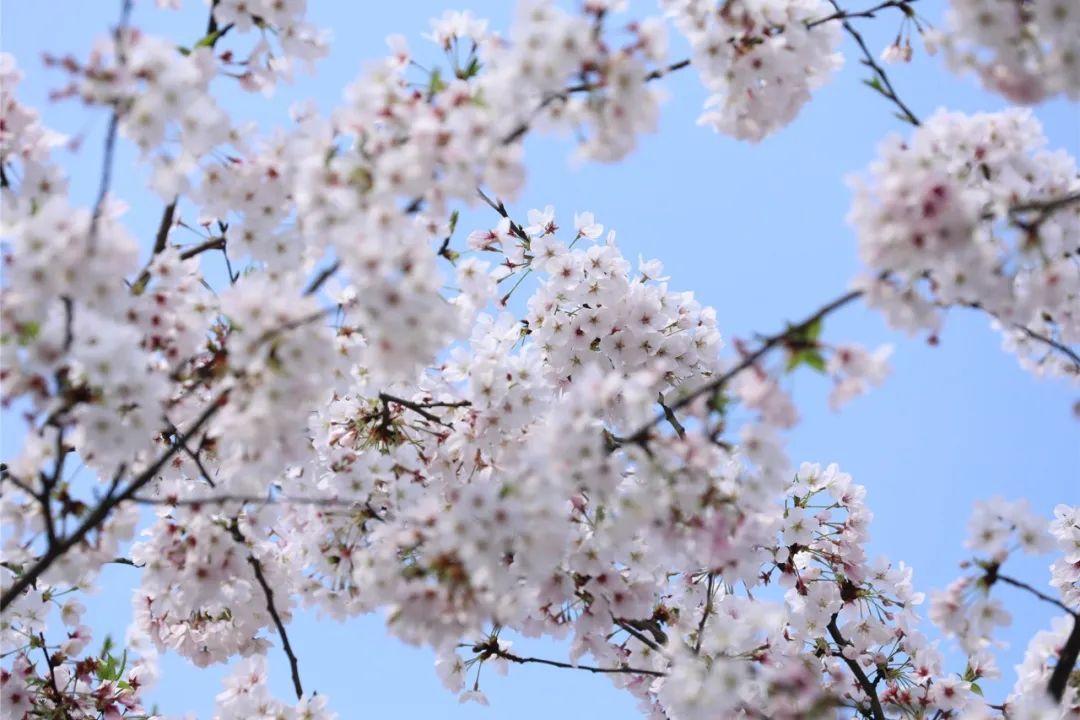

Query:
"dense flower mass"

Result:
[[848, 108, 1080, 381], [1, 1, 1077, 719], [662, 0, 843, 140], [934, 0, 1080, 104]]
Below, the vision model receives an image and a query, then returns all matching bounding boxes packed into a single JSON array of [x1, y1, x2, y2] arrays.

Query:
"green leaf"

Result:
[[458, 56, 482, 80], [786, 349, 827, 373], [708, 389, 730, 415], [428, 68, 447, 96], [17, 321, 40, 345], [194, 29, 226, 49], [970, 682, 983, 697], [448, 209, 459, 235], [862, 77, 885, 94]]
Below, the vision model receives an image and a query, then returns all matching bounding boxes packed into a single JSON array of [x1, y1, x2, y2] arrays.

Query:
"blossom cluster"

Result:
[[934, 0, 1080, 104], [849, 108, 1080, 380], [1, 0, 1078, 718], [661, 0, 843, 141]]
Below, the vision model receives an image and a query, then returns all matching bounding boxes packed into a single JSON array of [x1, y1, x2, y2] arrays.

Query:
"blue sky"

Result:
[[1, 0, 1077, 717]]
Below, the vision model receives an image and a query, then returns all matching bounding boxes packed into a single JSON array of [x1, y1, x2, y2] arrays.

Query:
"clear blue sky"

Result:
[[1, 0, 1077, 717]]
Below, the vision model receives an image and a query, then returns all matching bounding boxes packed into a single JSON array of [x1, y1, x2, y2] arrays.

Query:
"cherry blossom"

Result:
[[1, 1, 1078, 718]]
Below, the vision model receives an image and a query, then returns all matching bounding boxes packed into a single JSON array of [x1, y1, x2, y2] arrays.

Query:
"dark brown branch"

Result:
[[87, 0, 134, 252], [990, 571, 1079, 619], [60, 296, 74, 352], [0, 395, 226, 612], [501, 58, 691, 145], [378, 393, 468, 428], [476, 187, 529, 242], [207, 0, 220, 35], [131, 199, 179, 291], [163, 420, 217, 488], [476, 641, 665, 677], [1014, 325, 1080, 371], [130, 492, 381, 511], [38, 428, 70, 548], [693, 573, 716, 654], [228, 521, 304, 700], [1, 472, 39, 499], [109, 557, 143, 568], [179, 236, 226, 260], [38, 632, 70, 718], [1048, 615, 1080, 703], [625, 289, 864, 446], [658, 393, 686, 439], [827, 0, 920, 126], [618, 617, 669, 646], [1009, 190, 1080, 221], [613, 619, 662, 653], [235, 306, 340, 358], [805, 0, 916, 28], [303, 261, 340, 296], [152, 199, 179, 256], [828, 615, 886, 720], [953, 302, 1079, 371]]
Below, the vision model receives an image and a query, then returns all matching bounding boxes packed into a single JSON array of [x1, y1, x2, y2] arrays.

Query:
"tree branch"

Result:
[[501, 58, 691, 145], [693, 573, 715, 654], [613, 619, 663, 653], [475, 640, 665, 677], [827, 0, 920, 126], [990, 570, 1079, 619], [828, 615, 886, 720], [0, 395, 226, 613], [228, 521, 304, 701], [805, 0, 916, 29], [1048, 615, 1080, 703], [1013, 325, 1080, 372], [178, 236, 226, 261], [131, 199, 179, 292], [378, 393, 469, 428], [625, 288, 864, 446], [303, 260, 340, 296], [37, 632, 69, 718], [87, 0, 134, 253]]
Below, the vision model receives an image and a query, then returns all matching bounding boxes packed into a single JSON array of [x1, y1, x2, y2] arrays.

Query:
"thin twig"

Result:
[[1009, 190, 1080, 218], [179, 236, 226, 261], [989, 570, 1079, 619], [501, 58, 691, 145], [805, 0, 915, 28], [87, 0, 134, 253], [0, 395, 226, 612], [625, 289, 864, 446], [693, 573, 716, 654], [131, 199, 179, 291], [614, 619, 663, 653], [131, 492, 376, 509], [38, 632, 69, 718], [658, 393, 686, 440], [163, 420, 217, 488], [477, 641, 665, 677], [827, 0, 920, 126], [1013, 325, 1080, 371], [304, 261, 340, 296], [229, 520, 304, 700], [378, 393, 468, 428]]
